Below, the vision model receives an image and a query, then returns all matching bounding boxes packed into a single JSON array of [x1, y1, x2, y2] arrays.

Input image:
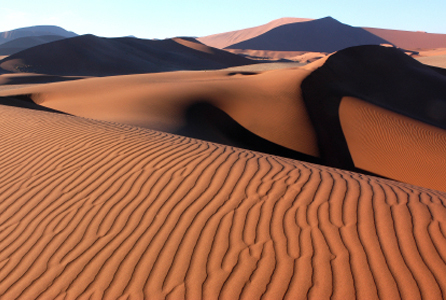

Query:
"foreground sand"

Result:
[[1, 105, 446, 299]]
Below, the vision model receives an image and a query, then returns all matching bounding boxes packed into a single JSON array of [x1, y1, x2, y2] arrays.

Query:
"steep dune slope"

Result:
[[0, 105, 446, 299], [301, 45, 446, 191], [340, 96, 446, 191]]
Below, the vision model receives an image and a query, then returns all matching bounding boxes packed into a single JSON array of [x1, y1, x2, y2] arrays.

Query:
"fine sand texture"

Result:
[[340, 96, 446, 192], [1, 104, 446, 299]]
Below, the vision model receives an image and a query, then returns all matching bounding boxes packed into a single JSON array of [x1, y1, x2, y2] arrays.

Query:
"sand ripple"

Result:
[[0, 105, 446, 299]]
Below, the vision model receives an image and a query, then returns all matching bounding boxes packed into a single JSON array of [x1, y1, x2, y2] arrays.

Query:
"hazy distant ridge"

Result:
[[0, 25, 77, 45]]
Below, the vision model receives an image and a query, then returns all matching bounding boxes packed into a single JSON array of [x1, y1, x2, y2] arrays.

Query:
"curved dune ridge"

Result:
[[0, 67, 320, 160], [301, 45, 446, 191], [1, 105, 446, 299], [0, 35, 257, 76]]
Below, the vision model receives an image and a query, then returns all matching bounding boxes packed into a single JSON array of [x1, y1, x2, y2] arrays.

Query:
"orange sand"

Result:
[[363, 27, 446, 50], [0, 67, 319, 157], [0, 104, 446, 299], [340, 96, 446, 192], [224, 49, 327, 62]]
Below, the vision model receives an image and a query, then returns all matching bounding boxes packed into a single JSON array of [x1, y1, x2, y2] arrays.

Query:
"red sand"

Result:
[[1, 23, 446, 299], [340, 96, 446, 192], [0, 68, 319, 158], [0, 104, 445, 299]]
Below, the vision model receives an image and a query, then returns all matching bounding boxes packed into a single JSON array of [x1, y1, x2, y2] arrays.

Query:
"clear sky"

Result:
[[1, 0, 445, 39]]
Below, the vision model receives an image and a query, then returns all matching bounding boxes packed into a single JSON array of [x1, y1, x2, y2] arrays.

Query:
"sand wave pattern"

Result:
[[1, 105, 446, 299]]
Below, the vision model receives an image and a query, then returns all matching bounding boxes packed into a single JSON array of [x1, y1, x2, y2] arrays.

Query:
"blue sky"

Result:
[[1, 0, 445, 39]]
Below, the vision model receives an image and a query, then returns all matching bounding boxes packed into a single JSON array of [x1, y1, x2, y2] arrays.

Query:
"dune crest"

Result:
[[0, 105, 446, 299], [301, 45, 446, 190], [0, 67, 320, 159], [197, 17, 312, 49]]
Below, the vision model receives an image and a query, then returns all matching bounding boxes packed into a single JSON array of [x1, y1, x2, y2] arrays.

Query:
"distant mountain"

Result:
[[199, 17, 446, 53], [0, 25, 77, 45], [0, 35, 257, 76], [0, 35, 68, 55], [225, 17, 390, 53], [197, 17, 312, 49]]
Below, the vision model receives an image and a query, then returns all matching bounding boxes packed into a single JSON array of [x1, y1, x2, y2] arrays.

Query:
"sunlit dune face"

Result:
[[340, 96, 446, 192]]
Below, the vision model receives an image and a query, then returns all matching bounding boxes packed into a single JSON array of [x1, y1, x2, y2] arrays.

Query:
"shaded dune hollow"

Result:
[[1, 105, 446, 299], [301, 45, 446, 191], [0, 67, 321, 162]]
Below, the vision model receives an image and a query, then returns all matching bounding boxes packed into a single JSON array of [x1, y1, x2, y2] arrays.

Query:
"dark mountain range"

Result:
[[0, 35, 67, 55], [0, 35, 257, 76], [0, 25, 77, 45]]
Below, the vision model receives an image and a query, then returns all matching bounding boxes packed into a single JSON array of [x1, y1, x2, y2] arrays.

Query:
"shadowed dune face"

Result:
[[301, 45, 446, 191], [226, 17, 391, 53], [302, 45, 446, 129], [1, 105, 446, 299], [0, 68, 320, 159], [0, 35, 67, 55], [0, 35, 257, 76]]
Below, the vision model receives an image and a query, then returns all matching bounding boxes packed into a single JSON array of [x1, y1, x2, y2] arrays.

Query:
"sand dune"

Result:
[[225, 17, 390, 53], [301, 45, 446, 129], [3, 45, 446, 192], [0, 35, 257, 76], [224, 49, 327, 62], [197, 17, 312, 49], [416, 54, 446, 69], [301, 45, 446, 191], [0, 104, 446, 299], [0, 67, 319, 161], [340, 96, 446, 192], [199, 17, 446, 54]]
